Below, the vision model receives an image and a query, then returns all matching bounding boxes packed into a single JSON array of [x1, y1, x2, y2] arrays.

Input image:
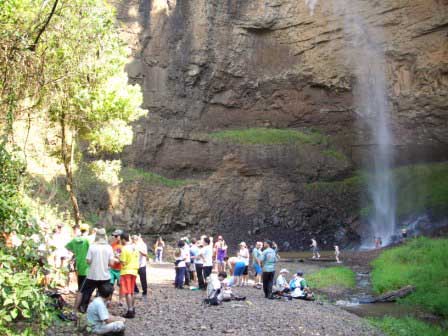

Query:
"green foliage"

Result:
[[89, 160, 122, 186], [368, 316, 446, 336], [393, 163, 448, 218], [121, 167, 191, 188], [0, 144, 52, 335], [210, 128, 327, 145], [322, 149, 348, 162], [307, 266, 356, 289], [371, 237, 448, 316]]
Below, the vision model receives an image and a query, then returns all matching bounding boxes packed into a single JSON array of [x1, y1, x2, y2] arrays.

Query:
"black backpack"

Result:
[[203, 289, 221, 306]]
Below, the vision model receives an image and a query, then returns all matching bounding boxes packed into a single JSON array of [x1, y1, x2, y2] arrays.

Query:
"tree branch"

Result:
[[30, 0, 60, 52]]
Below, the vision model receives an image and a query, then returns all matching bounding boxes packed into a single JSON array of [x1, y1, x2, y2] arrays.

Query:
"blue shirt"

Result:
[[260, 247, 277, 272], [87, 297, 109, 329], [252, 248, 261, 266]]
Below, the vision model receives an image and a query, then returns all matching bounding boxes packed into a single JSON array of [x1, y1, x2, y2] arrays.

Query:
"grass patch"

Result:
[[322, 149, 348, 162], [307, 266, 356, 289], [368, 316, 446, 336], [120, 167, 191, 188], [210, 128, 327, 145], [371, 237, 448, 317]]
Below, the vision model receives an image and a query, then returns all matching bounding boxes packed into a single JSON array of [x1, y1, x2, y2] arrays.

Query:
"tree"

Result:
[[0, 0, 147, 226]]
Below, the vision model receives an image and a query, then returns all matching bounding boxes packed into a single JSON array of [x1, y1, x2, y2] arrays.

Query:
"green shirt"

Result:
[[66, 237, 90, 276]]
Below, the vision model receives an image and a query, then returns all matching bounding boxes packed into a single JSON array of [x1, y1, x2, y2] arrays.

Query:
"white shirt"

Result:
[[238, 248, 249, 266], [86, 243, 114, 280], [202, 245, 213, 267], [182, 244, 191, 263], [136, 241, 148, 268]]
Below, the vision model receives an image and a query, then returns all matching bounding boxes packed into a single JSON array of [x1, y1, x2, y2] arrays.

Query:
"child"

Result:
[[86, 283, 125, 335], [174, 248, 186, 289]]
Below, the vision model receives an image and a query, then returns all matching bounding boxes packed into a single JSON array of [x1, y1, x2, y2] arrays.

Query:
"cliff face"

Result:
[[101, 0, 448, 248]]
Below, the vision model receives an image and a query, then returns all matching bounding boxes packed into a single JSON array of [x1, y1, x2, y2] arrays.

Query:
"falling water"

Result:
[[331, 0, 396, 246]]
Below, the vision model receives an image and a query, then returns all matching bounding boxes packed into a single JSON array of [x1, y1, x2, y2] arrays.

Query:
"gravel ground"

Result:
[[48, 263, 383, 336]]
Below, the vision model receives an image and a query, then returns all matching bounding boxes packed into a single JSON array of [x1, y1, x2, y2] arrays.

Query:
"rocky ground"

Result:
[[48, 262, 383, 336]]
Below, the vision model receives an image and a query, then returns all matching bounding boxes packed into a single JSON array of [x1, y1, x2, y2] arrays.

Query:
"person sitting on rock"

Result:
[[273, 268, 290, 295], [290, 271, 314, 300], [86, 282, 125, 335]]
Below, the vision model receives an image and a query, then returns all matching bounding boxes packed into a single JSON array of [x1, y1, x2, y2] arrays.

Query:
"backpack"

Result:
[[203, 288, 221, 305]]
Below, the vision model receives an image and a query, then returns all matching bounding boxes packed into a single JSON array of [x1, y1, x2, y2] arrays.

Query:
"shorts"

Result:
[[234, 262, 246, 276], [77, 275, 86, 291], [120, 274, 136, 296], [253, 264, 262, 275], [243, 266, 248, 275], [110, 269, 120, 285]]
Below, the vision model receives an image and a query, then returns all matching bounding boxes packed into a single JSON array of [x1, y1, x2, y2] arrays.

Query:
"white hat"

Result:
[[95, 228, 108, 244], [280, 268, 289, 274]]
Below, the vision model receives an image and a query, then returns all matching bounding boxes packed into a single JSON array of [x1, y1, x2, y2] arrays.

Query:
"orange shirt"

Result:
[[111, 241, 122, 270]]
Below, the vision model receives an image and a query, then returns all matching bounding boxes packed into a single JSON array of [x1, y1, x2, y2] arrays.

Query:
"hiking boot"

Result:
[[122, 310, 135, 319]]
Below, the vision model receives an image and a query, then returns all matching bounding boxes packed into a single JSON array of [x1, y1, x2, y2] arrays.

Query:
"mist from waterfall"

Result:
[[331, 0, 397, 246]]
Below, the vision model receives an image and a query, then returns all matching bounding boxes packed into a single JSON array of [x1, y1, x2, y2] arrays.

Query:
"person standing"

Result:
[[259, 240, 278, 299], [334, 245, 341, 263], [201, 237, 213, 283], [180, 238, 191, 287], [119, 232, 139, 318], [310, 238, 320, 259], [238, 242, 250, 286], [252, 241, 263, 288], [154, 237, 165, 263], [132, 235, 148, 297], [65, 223, 90, 315], [79, 228, 115, 313], [194, 240, 205, 289], [214, 236, 227, 272]]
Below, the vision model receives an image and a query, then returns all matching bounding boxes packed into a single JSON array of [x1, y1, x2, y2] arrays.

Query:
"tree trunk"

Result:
[[60, 116, 81, 227], [372, 285, 415, 303]]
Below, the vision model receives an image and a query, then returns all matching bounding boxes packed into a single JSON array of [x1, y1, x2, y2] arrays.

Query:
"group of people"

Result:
[[172, 236, 316, 302], [63, 224, 151, 334]]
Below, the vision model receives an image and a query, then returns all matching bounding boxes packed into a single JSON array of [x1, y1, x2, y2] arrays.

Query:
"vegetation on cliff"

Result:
[[210, 128, 327, 145], [371, 237, 448, 317]]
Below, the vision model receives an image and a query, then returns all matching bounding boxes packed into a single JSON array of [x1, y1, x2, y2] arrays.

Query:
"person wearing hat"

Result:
[[273, 268, 290, 295], [79, 228, 115, 313], [65, 223, 90, 316]]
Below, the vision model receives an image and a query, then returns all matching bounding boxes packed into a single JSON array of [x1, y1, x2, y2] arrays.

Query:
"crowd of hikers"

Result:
[[9, 223, 339, 335]]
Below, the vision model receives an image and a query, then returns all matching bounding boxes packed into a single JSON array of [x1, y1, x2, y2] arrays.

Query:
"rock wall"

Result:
[[99, 0, 448, 248]]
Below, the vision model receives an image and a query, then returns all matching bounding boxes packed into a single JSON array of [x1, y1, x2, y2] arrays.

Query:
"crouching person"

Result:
[[87, 283, 125, 335], [290, 271, 314, 301]]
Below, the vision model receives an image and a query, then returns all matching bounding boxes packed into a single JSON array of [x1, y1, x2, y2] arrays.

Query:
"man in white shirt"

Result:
[[180, 237, 191, 287], [201, 237, 213, 282], [132, 235, 148, 297], [79, 228, 115, 313]]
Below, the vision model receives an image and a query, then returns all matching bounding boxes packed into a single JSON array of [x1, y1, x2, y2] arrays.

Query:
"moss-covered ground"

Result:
[[307, 266, 356, 290]]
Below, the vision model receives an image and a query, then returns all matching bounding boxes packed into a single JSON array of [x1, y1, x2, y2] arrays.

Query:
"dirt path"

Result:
[[49, 262, 383, 336]]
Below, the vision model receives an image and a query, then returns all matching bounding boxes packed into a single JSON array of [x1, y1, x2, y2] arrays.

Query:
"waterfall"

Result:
[[332, 1, 397, 246]]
